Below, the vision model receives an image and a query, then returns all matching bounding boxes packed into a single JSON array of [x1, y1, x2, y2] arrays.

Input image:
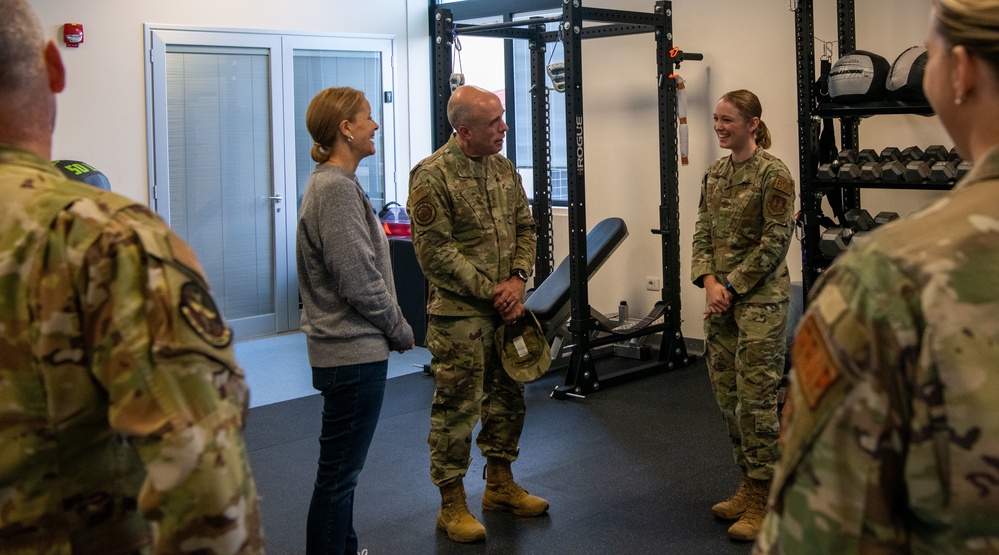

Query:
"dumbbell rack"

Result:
[[793, 0, 956, 297]]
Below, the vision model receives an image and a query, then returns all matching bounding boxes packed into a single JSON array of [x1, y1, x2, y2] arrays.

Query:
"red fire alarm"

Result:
[[63, 23, 84, 48]]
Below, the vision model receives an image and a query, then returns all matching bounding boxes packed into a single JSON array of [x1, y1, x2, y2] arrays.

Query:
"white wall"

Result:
[[29, 0, 432, 206], [31, 0, 949, 343], [542, 0, 946, 342]]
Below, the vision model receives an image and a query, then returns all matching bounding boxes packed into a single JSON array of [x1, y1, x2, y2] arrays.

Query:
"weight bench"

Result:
[[525, 217, 629, 363]]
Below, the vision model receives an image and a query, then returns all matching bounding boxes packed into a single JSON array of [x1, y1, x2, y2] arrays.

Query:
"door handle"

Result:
[[268, 195, 283, 202]]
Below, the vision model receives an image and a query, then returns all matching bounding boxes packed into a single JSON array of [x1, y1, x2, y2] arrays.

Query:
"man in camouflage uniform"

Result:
[[0, 2, 263, 552], [691, 90, 794, 541], [407, 85, 546, 543]]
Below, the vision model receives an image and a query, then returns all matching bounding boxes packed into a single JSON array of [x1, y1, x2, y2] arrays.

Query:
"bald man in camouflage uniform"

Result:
[[692, 138, 794, 540], [408, 86, 546, 544], [0, 1, 262, 552]]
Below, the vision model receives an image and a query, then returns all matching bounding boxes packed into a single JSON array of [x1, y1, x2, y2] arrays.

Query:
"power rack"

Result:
[[432, 1, 701, 399]]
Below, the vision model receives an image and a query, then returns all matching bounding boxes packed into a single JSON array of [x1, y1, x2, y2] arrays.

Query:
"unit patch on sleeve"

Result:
[[791, 313, 842, 410], [768, 195, 788, 216], [179, 281, 233, 348], [413, 202, 437, 227]]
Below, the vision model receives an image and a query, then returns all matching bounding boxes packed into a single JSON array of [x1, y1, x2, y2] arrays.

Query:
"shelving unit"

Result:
[[814, 101, 934, 118], [793, 0, 954, 296]]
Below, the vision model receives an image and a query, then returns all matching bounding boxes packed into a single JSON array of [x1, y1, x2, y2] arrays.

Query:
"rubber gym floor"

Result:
[[245, 355, 755, 554]]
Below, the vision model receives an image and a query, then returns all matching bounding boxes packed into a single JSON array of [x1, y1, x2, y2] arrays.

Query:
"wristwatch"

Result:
[[511, 268, 529, 282], [725, 282, 738, 297]]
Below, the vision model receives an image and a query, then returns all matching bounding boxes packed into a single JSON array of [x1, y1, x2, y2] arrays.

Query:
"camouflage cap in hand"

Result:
[[495, 311, 551, 382]]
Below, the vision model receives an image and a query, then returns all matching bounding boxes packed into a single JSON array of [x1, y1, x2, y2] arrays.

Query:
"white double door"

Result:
[[147, 29, 395, 340]]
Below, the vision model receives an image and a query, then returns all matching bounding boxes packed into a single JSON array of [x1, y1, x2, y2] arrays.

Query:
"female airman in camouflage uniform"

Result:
[[691, 89, 795, 542], [756, 1, 999, 552]]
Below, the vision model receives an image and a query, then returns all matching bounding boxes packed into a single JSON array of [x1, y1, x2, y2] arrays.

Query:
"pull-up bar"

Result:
[[451, 6, 668, 37], [450, 9, 704, 61], [455, 15, 562, 35]]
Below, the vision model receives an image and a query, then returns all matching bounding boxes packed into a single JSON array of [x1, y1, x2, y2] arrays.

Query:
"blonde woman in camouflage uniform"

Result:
[[0, 1, 262, 552], [691, 89, 795, 542], [407, 85, 547, 544], [755, 1, 999, 552]]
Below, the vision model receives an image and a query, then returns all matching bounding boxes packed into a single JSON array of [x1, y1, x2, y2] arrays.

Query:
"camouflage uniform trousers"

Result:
[[704, 300, 788, 481], [426, 313, 526, 486]]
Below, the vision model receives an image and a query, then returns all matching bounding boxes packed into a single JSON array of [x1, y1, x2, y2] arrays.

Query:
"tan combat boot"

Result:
[[711, 471, 751, 520], [437, 480, 486, 543], [727, 478, 770, 542], [482, 459, 549, 516]]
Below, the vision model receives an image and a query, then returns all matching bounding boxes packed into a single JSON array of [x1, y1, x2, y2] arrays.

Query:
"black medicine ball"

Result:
[[53, 159, 112, 191], [828, 50, 891, 103], [886, 46, 928, 101]]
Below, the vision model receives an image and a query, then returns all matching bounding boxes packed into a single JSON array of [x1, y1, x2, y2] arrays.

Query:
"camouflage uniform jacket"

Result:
[[691, 148, 794, 302], [0, 145, 263, 554], [407, 134, 537, 316], [755, 146, 999, 554]]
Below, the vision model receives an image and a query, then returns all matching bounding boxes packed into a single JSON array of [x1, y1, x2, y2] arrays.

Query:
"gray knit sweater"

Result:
[[296, 164, 413, 367]]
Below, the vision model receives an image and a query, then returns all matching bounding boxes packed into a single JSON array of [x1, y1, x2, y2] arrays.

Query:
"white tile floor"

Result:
[[233, 331, 430, 408]]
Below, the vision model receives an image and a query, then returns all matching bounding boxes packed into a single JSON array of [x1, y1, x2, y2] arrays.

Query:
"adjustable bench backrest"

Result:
[[525, 217, 629, 322]]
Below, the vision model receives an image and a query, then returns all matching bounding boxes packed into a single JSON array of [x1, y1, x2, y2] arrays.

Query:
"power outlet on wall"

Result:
[[645, 277, 661, 291]]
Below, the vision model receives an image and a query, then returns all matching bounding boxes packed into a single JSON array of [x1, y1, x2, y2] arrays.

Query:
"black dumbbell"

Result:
[[857, 149, 879, 164], [881, 160, 906, 181], [844, 208, 875, 231], [904, 160, 932, 182], [956, 160, 973, 181], [880, 147, 902, 163], [860, 161, 883, 181], [819, 227, 854, 257], [817, 163, 838, 180], [874, 211, 900, 226], [836, 149, 859, 165], [949, 146, 963, 162], [901, 146, 925, 164], [930, 160, 958, 181], [924, 144, 950, 163], [838, 162, 862, 180]]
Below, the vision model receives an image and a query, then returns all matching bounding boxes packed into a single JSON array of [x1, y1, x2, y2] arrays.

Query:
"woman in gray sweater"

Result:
[[297, 87, 414, 555]]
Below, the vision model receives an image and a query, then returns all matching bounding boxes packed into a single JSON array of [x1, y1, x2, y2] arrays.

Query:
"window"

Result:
[[290, 48, 387, 210], [147, 28, 395, 339], [512, 15, 567, 203], [434, 1, 568, 204]]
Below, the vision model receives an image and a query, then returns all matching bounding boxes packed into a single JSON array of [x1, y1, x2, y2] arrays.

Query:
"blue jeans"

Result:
[[306, 360, 387, 555]]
